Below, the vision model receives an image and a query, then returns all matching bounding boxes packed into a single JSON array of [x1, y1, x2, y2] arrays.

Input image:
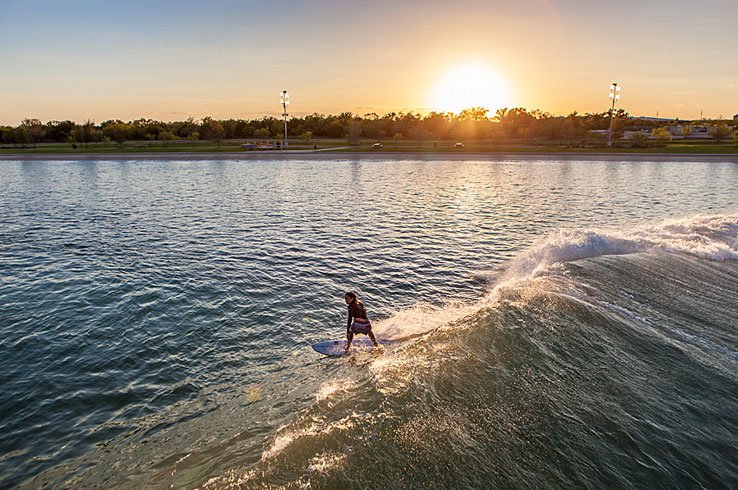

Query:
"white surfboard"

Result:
[[312, 338, 396, 356]]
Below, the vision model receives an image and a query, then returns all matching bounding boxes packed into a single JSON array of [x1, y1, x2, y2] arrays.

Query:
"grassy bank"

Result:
[[2, 138, 737, 154]]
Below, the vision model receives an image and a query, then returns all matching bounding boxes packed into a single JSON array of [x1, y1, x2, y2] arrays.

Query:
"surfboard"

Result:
[[312, 338, 396, 356]]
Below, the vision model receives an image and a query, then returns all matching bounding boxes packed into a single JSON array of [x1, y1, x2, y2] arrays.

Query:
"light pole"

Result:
[[607, 83, 620, 147], [280, 90, 289, 149]]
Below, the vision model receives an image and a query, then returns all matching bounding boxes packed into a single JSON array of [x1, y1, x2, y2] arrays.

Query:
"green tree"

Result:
[[708, 124, 732, 142], [73, 120, 97, 147], [158, 130, 176, 147], [201, 117, 225, 146], [45, 120, 76, 142], [347, 120, 362, 145], [21, 118, 45, 147], [393, 132, 403, 148], [102, 122, 131, 144], [300, 130, 313, 142], [254, 128, 270, 139], [495, 107, 537, 139], [652, 127, 672, 146], [630, 132, 650, 148], [0, 126, 13, 145], [12, 126, 29, 147], [178, 116, 199, 139]]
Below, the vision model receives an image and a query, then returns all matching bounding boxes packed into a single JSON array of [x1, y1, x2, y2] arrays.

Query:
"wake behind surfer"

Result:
[[345, 291, 379, 352]]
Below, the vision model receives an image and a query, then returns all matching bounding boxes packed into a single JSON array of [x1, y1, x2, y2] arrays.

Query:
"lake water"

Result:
[[1, 156, 737, 489]]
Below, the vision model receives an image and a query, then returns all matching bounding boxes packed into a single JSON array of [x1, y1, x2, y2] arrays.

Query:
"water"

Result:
[[1, 156, 737, 489]]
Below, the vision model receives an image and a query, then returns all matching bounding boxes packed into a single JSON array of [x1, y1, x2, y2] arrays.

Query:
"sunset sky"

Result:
[[1, 0, 736, 125]]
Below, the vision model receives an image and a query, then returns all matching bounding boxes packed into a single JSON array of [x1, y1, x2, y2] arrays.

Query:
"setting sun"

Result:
[[429, 63, 513, 115]]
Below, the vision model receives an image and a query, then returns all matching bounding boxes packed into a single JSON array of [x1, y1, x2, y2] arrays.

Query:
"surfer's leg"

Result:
[[346, 331, 353, 351], [368, 331, 378, 347]]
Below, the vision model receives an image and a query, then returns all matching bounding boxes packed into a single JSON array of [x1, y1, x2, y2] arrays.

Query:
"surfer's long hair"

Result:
[[344, 291, 357, 304]]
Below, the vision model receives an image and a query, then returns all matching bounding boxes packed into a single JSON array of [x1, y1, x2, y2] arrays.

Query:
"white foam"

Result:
[[261, 432, 298, 460], [307, 452, 346, 474], [315, 379, 349, 402], [261, 415, 359, 461], [491, 214, 738, 296], [373, 301, 477, 340]]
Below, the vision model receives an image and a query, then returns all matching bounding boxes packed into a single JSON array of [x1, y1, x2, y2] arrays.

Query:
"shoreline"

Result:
[[1, 150, 737, 162]]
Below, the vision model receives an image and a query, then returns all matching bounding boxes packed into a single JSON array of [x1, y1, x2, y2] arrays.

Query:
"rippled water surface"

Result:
[[1, 156, 737, 488]]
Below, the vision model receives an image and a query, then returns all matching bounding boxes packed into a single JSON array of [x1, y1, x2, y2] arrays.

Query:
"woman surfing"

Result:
[[344, 291, 379, 352]]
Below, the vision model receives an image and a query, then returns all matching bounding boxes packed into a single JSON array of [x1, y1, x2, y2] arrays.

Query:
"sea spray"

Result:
[[489, 214, 738, 299]]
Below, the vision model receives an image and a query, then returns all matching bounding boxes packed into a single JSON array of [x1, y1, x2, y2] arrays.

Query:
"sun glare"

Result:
[[429, 63, 512, 115]]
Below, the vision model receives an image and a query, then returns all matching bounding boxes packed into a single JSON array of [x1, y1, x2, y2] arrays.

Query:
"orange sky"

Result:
[[1, 0, 737, 125]]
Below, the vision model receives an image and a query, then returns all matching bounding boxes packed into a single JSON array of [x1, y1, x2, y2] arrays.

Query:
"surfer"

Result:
[[345, 291, 379, 352]]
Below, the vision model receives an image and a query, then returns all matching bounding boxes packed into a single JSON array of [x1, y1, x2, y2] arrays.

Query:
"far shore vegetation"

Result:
[[2, 108, 737, 154]]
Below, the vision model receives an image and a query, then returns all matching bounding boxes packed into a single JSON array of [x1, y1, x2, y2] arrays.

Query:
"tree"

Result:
[[630, 132, 650, 148], [254, 128, 270, 139], [393, 132, 403, 148], [12, 126, 29, 147], [45, 120, 76, 142], [652, 127, 672, 146], [178, 116, 199, 139], [158, 130, 176, 147], [408, 126, 432, 141], [300, 130, 313, 142], [709, 124, 732, 142], [733, 131, 738, 147], [422, 112, 451, 140], [0, 126, 13, 145], [489, 125, 506, 144], [21, 118, 45, 147], [458, 107, 489, 122], [347, 120, 362, 145], [201, 116, 225, 146], [102, 122, 131, 144], [73, 120, 97, 147], [495, 107, 537, 139]]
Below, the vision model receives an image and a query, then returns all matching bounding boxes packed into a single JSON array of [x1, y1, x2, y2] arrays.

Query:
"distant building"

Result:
[[630, 116, 677, 123]]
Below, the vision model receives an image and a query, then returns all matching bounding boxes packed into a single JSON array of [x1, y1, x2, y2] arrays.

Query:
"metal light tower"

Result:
[[607, 83, 621, 147], [280, 90, 289, 149]]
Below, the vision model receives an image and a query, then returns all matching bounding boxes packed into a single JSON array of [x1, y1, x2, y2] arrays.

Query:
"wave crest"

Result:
[[494, 214, 738, 294]]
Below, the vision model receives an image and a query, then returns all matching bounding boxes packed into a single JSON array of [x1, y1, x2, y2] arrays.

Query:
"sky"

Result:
[[1, 0, 736, 125]]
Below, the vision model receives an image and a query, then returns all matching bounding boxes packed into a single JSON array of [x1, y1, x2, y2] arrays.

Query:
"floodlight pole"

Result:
[[281, 90, 289, 149], [607, 83, 620, 147]]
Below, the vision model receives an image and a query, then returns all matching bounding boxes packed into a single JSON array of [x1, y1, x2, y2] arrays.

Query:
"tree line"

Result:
[[2, 108, 736, 147]]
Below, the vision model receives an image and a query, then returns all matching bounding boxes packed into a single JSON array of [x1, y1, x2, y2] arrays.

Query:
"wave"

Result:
[[374, 214, 738, 341], [26, 214, 738, 489], [492, 213, 738, 292], [255, 215, 738, 487]]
